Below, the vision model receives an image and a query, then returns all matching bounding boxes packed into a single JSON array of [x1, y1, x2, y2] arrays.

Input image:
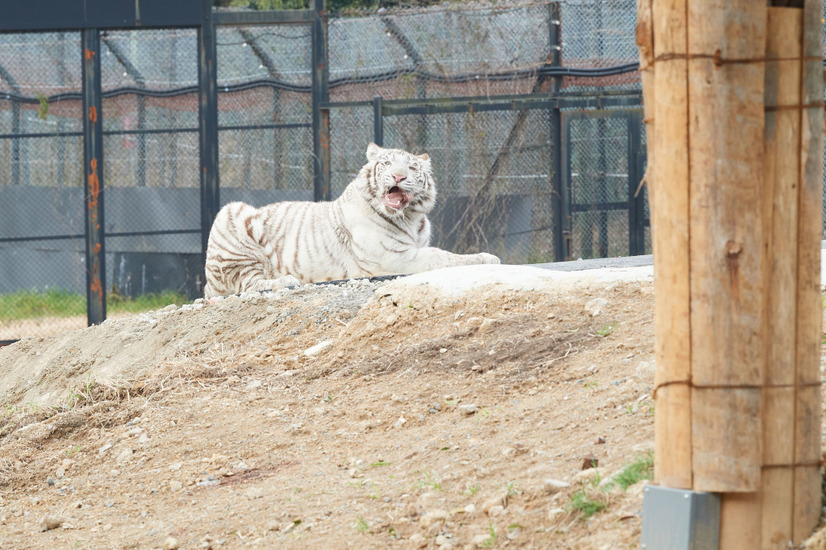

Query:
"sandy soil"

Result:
[[0, 264, 820, 549]]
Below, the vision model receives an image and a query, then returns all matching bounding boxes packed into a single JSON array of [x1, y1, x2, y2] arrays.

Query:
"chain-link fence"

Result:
[[327, 0, 645, 264], [4, 0, 822, 341]]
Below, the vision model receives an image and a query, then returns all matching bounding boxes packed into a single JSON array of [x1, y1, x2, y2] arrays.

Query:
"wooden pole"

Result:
[[637, 0, 823, 546]]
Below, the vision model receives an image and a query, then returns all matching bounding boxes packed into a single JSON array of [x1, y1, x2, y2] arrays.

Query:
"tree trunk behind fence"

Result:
[[635, 0, 823, 546]]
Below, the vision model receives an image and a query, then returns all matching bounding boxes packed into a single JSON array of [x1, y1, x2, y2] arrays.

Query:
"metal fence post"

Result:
[[549, 2, 566, 261], [627, 111, 645, 255], [81, 28, 106, 325], [373, 95, 384, 146], [198, 0, 219, 270], [312, 0, 330, 202]]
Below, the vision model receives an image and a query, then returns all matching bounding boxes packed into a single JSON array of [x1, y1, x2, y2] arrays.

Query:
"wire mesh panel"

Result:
[[379, 108, 555, 265], [100, 29, 202, 302], [560, 0, 641, 92], [0, 31, 87, 340], [565, 110, 640, 259], [328, 2, 557, 102], [329, 105, 376, 198], [216, 24, 314, 205]]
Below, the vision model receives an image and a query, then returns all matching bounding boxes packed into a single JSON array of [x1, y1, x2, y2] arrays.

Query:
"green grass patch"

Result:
[[610, 451, 654, 491], [0, 289, 187, 321], [569, 486, 608, 518], [566, 452, 655, 520]]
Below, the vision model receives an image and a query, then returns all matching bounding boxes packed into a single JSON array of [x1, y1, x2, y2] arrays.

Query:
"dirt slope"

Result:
[[0, 264, 819, 549]]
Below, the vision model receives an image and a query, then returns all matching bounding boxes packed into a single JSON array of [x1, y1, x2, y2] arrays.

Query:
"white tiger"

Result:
[[203, 143, 501, 298]]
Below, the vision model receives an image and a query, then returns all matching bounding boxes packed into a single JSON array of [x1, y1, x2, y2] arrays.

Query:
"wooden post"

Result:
[[637, 0, 823, 546]]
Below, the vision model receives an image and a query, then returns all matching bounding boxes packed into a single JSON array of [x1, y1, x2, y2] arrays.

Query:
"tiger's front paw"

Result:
[[276, 275, 301, 288], [477, 253, 501, 265]]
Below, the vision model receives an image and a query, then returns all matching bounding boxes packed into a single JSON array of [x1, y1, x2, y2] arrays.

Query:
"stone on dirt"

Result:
[[584, 297, 608, 316], [39, 516, 63, 532], [543, 479, 570, 494]]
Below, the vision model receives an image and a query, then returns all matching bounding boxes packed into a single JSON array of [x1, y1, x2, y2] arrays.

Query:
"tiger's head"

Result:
[[361, 143, 436, 217]]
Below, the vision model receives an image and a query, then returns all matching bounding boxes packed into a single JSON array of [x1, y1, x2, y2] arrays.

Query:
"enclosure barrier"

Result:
[[0, 0, 654, 341], [638, 0, 822, 546]]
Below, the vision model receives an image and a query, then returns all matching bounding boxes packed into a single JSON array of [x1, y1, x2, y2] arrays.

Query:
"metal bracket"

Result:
[[640, 485, 720, 550]]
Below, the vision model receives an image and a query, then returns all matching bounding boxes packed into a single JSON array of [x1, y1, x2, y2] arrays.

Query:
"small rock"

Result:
[[169, 480, 183, 492], [584, 297, 608, 316], [543, 479, 570, 494], [409, 533, 427, 548], [466, 317, 484, 327], [39, 516, 63, 532], [435, 534, 449, 546], [419, 509, 449, 528], [390, 416, 406, 430], [244, 380, 262, 391], [573, 468, 600, 485], [459, 404, 478, 415], [138, 434, 149, 444], [547, 507, 566, 521], [477, 318, 495, 333], [635, 361, 655, 380], [61, 459, 74, 469], [482, 495, 507, 513], [471, 533, 493, 546], [632, 440, 655, 454], [385, 313, 398, 326], [582, 453, 599, 470], [487, 505, 504, 517], [116, 448, 134, 464], [304, 340, 334, 357], [98, 443, 113, 455], [507, 525, 523, 540], [168, 462, 183, 471], [464, 503, 476, 515], [163, 537, 180, 550], [595, 436, 606, 445], [55, 467, 65, 479], [127, 426, 143, 436]]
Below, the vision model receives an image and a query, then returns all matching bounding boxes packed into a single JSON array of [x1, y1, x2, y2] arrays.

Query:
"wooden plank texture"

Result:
[[692, 388, 761, 491], [687, 0, 766, 492], [718, 491, 762, 550], [763, 7, 801, 388], [687, 0, 767, 388], [793, 0, 824, 541], [649, 0, 691, 489], [762, 387, 795, 466], [760, 468, 794, 549]]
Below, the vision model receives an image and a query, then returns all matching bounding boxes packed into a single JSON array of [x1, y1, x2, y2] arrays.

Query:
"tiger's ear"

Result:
[[418, 153, 430, 161], [366, 142, 383, 161]]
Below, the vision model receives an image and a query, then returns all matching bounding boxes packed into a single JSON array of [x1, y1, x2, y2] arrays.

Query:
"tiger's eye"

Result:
[[382, 160, 391, 166]]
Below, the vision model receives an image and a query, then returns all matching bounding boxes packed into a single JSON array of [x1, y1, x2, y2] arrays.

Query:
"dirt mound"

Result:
[[0, 263, 810, 549]]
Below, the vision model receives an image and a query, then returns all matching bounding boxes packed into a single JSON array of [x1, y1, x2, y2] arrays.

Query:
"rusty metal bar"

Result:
[[81, 28, 106, 325], [198, 0, 220, 263], [311, 0, 330, 202]]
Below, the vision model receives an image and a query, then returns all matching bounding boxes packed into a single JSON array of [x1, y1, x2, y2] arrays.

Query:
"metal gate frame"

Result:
[[560, 107, 648, 260]]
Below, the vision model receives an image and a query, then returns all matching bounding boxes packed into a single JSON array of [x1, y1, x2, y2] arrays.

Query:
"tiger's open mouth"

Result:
[[384, 186, 412, 210]]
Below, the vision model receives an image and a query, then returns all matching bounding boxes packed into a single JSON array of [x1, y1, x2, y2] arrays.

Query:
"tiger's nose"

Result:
[[392, 173, 407, 184]]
